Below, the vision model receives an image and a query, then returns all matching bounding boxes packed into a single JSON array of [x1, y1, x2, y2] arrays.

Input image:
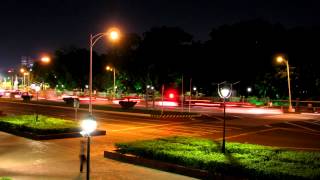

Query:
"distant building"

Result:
[[21, 56, 34, 70]]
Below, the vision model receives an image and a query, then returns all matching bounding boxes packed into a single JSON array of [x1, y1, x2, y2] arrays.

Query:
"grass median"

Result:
[[115, 136, 320, 179], [0, 115, 80, 135]]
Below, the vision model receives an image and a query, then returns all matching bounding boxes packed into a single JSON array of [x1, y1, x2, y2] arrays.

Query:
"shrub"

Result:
[[115, 136, 320, 179]]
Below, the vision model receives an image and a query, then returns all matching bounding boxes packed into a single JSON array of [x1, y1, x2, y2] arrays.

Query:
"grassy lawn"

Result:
[[0, 115, 80, 134], [0, 178, 11, 180], [115, 136, 320, 180]]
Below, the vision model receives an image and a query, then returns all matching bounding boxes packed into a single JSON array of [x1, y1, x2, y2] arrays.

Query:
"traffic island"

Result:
[[105, 136, 320, 180], [0, 115, 106, 140]]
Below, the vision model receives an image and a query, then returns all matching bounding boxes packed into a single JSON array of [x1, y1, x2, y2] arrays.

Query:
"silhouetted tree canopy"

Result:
[[34, 20, 320, 99]]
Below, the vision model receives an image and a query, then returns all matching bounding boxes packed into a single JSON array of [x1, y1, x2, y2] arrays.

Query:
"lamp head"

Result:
[[41, 56, 51, 64], [107, 28, 121, 42], [276, 56, 285, 63], [221, 88, 230, 98], [81, 115, 97, 136], [218, 87, 232, 99]]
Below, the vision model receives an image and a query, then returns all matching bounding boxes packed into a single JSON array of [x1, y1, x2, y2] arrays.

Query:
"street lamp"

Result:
[[146, 85, 155, 109], [35, 85, 40, 121], [20, 68, 29, 90], [80, 115, 97, 180], [106, 65, 116, 100], [218, 85, 232, 153], [41, 56, 51, 64], [276, 56, 294, 112], [89, 28, 120, 115]]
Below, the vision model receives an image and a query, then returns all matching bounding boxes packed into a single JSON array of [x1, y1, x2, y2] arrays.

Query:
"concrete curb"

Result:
[[104, 150, 216, 179]]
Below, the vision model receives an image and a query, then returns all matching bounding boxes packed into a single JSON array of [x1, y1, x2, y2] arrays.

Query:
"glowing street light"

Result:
[[20, 68, 29, 90], [218, 84, 232, 153], [276, 55, 294, 112], [89, 27, 121, 115], [80, 115, 97, 180], [106, 65, 116, 100], [41, 56, 51, 64]]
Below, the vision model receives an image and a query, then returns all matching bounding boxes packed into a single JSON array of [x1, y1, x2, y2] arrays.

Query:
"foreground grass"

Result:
[[0, 178, 11, 180], [116, 136, 320, 179], [0, 115, 80, 134]]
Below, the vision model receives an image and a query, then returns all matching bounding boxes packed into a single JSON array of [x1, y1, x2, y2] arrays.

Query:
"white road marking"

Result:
[[285, 122, 318, 132]]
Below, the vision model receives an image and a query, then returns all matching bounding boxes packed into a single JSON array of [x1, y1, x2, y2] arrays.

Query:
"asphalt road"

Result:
[[1, 100, 320, 151]]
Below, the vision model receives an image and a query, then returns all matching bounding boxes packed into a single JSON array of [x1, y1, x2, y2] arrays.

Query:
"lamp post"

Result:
[[106, 65, 116, 100], [80, 116, 97, 180], [20, 68, 26, 90], [7, 69, 14, 90], [218, 84, 232, 153], [35, 85, 40, 121], [89, 28, 120, 115], [277, 56, 294, 112]]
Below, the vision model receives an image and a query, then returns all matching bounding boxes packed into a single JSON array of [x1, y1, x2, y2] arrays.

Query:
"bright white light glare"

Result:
[[193, 87, 197, 91], [30, 84, 36, 89], [156, 101, 178, 107], [247, 87, 252, 92], [35, 86, 41, 92], [81, 119, 97, 135], [220, 88, 230, 98], [110, 31, 119, 40]]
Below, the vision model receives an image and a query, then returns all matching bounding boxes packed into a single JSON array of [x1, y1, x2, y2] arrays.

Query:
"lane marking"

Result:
[[217, 128, 277, 140], [285, 122, 318, 132], [276, 128, 320, 136], [304, 120, 320, 126]]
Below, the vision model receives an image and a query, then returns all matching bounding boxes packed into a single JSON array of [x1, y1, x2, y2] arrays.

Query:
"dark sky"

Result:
[[0, 0, 319, 70]]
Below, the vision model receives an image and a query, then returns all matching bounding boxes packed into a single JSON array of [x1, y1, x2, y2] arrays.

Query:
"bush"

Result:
[[115, 136, 320, 179], [0, 115, 80, 135]]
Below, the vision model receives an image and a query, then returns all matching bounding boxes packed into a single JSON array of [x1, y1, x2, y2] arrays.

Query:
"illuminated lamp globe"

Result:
[[276, 56, 284, 63], [81, 115, 97, 136], [41, 56, 51, 63], [108, 28, 121, 41], [220, 88, 230, 98]]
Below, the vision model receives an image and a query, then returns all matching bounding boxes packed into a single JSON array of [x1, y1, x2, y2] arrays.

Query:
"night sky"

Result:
[[0, 0, 319, 71]]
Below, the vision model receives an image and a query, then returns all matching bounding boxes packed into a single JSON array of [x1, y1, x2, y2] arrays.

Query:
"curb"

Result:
[[104, 150, 218, 179]]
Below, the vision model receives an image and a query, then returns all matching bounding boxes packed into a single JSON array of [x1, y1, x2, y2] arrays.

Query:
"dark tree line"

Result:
[[34, 19, 320, 99]]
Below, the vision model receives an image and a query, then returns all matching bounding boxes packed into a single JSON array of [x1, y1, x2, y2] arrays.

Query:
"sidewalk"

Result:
[[0, 132, 197, 180]]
